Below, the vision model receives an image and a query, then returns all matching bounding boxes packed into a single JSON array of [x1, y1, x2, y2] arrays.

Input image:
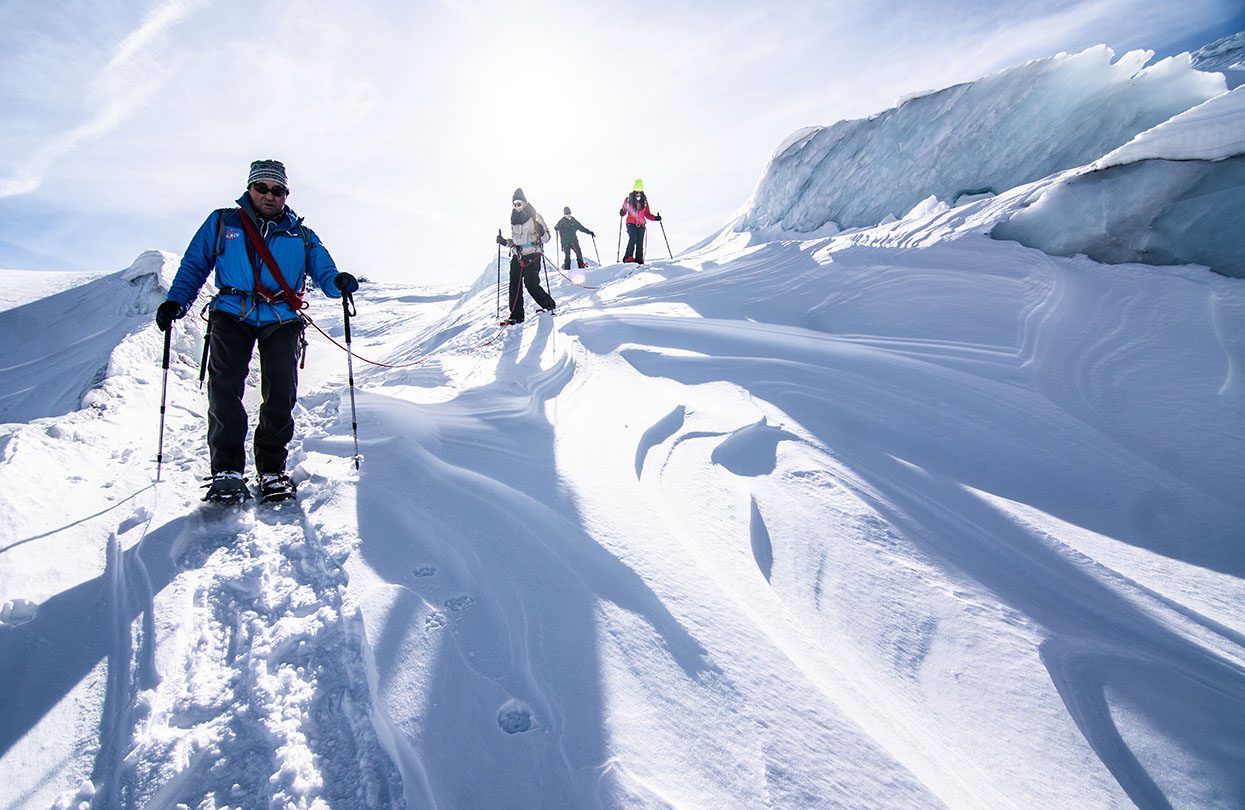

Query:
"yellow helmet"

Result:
[[633, 178, 644, 191]]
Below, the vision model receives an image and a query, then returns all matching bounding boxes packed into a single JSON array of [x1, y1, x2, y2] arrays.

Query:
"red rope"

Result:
[[303, 312, 432, 369], [542, 253, 602, 289]]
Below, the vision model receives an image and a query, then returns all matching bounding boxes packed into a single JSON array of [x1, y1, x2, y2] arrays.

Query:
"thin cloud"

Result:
[[0, 0, 208, 199]]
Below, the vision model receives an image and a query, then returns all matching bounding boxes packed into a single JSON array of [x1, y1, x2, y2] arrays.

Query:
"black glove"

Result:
[[588, 231, 595, 237], [654, 214, 662, 221], [155, 300, 185, 332], [619, 209, 625, 217], [496, 234, 507, 246], [334, 272, 359, 294]]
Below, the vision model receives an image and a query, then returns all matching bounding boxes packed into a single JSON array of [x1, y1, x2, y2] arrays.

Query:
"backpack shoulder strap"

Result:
[[212, 207, 238, 259]]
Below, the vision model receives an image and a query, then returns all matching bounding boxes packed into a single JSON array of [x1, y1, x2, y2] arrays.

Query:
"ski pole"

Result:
[[659, 219, 672, 259], [496, 230, 502, 322], [591, 234, 601, 265], [616, 215, 623, 262], [342, 292, 362, 470], [156, 326, 172, 483]]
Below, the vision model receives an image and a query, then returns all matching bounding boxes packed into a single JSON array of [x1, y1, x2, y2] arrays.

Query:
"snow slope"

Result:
[[2, 215, 1243, 807], [2, 33, 1244, 810]]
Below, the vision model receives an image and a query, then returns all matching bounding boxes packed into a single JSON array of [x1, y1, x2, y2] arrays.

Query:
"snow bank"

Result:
[[992, 87, 1245, 278], [743, 46, 1225, 234], [0, 251, 175, 424]]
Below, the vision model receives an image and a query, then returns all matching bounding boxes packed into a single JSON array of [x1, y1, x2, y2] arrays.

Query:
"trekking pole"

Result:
[[155, 326, 172, 483], [616, 215, 623, 262], [591, 234, 601, 265], [496, 230, 503, 322], [659, 219, 673, 259], [541, 253, 551, 290], [342, 292, 362, 470]]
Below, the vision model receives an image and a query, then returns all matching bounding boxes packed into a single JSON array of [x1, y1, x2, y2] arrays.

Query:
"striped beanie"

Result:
[[247, 159, 288, 189]]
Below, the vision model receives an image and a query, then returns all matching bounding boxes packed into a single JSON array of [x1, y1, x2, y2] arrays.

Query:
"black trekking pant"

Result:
[[561, 239, 584, 269], [206, 310, 304, 475], [508, 253, 555, 321], [624, 223, 646, 263]]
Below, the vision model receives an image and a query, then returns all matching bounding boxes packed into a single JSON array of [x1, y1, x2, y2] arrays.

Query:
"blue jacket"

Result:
[[167, 194, 341, 326]]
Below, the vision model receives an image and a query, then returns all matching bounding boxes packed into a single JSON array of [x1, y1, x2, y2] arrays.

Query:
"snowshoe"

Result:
[[202, 471, 251, 504], [257, 472, 297, 503]]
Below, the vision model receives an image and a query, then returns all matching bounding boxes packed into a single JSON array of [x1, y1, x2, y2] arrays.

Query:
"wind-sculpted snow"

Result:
[[4, 67, 1245, 803], [743, 46, 1224, 234], [0, 251, 173, 424]]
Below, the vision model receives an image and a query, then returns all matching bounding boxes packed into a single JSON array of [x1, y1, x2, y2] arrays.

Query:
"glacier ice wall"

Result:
[[1192, 30, 1245, 89], [743, 46, 1225, 234], [991, 87, 1245, 278]]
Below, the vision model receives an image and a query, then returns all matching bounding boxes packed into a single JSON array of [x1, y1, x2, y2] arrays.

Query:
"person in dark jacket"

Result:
[[155, 159, 358, 503], [495, 188, 555, 324], [620, 178, 661, 264], [554, 207, 594, 270]]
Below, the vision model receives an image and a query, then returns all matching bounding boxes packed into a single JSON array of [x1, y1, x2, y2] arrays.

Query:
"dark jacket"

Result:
[[555, 216, 591, 243]]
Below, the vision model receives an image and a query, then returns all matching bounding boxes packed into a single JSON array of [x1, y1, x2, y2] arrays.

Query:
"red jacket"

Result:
[[621, 192, 657, 226]]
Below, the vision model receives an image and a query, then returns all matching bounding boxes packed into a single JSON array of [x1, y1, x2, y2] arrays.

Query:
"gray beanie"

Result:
[[563, 206, 571, 215], [247, 159, 288, 189], [512, 187, 527, 203]]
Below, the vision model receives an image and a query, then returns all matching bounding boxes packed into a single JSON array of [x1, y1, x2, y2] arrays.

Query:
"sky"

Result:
[[1, 0, 1242, 286]]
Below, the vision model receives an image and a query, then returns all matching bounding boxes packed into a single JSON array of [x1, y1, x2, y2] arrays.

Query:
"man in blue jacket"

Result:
[[155, 159, 358, 504]]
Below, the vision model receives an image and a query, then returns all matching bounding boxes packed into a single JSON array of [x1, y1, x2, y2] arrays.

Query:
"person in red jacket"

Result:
[[620, 178, 661, 264]]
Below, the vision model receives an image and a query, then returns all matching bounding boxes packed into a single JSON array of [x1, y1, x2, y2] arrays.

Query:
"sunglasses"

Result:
[[512, 200, 524, 208], [251, 182, 289, 197]]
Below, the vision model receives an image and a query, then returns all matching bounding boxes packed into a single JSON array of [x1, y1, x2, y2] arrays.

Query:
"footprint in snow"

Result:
[[497, 699, 537, 734], [425, 612, 448, 631], [445, 595, 475, 613], [0, 598, 38, 626], [117, 506, 152, 535], [413, 565, 437, 578]]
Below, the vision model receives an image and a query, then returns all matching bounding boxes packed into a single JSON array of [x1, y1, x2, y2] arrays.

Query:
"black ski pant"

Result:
[[206, 310, 304, 475], [624, 223, 646, 263], [561, 238, 584, 269], [508, 253, 555, 321]]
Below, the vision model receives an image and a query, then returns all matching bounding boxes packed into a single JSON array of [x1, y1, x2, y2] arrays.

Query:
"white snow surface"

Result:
[[2, 202, 1244, 808], [2, 38, 1245, 809], [742, 46, 1225, 234]]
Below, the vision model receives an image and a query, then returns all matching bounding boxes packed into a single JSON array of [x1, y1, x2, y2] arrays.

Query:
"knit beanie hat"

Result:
[[248, 159, 288, 189], [512, 188, 527, 203], [633, 178, 644, 191], [563, 206, 571, 215]]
